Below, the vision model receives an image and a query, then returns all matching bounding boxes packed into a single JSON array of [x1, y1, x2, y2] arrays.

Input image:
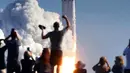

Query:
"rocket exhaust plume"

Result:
[[60, 0, 77, 73], [0, 0, 76, 73]]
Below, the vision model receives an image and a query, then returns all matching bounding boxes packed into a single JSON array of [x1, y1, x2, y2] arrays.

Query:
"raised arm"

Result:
[[41, 30, 50, 39], [41, 30, 46, 39], [126, 39, 130, 48], [3, 35, 11, 44], [62, 15, 70, 30], [123, 49, 126, 56], [123, 39, 130, 56], [105, 60, 111, 72], [92, 62, 99, 71], [14, 31, 20, 40], [4, 35, 11, 41], [39, 25, 49, 39]]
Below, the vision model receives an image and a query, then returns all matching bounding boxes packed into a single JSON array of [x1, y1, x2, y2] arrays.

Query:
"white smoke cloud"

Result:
[[0, 29, 5, 49], [0, 29, 4, 39], [0, 0, 73, 59]]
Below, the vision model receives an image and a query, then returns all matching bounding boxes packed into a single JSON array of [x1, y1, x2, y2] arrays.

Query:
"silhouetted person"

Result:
[[24, 47, 34, 61], [0, 40, 7, 73], [34, 48, 51, 73], [40, 15, 70, 73], [123, 39, 130, 73], [93, 56, 111, 73], [34, 58, 40, 73], [112, 56, 124, 73], [21, 50, 35, 73], [74, 61, 87, 73], [4, 28, 21, 73], [27, 47, 32, 53]]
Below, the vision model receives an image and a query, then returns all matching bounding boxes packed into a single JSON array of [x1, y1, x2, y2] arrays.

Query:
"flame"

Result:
[[60, 56, 76, 73], [60, 38, 76, 73]]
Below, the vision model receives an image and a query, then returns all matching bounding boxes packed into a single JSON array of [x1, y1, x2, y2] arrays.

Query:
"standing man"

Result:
[[4, 28, 21, 73], [123, 39, 130, 73], [40, 15, 70, 73]]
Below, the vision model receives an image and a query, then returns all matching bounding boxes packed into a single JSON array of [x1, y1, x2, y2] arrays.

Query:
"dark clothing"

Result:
[[50, 50, 63, 66], [34, 61, 40, 73], [7, 60, 20, 73], [74, 69, 87, 73], [93, 64, 111, 73], [112, 65, 124, 73], [5, 39, 21, 73], [5, 39, 20, 62], [0, 46, 7, 69], [124, 69, 130, 73], [39, 63, 51, 73], [34, 59, 51, 73], [21, 59, 35, 73]]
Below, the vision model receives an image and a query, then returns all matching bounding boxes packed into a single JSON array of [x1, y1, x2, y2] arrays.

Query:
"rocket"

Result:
[[62, 0, 76, 51]]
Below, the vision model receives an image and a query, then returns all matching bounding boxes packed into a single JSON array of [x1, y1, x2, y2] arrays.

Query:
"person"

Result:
[[92, 56, 111, 73], [4, 28, 21, 73], [123, 39, 130, 73], [0, 40, 7, 73], [34, 48, 51, 73], [112, 56, 124, 73], [21, 49, 35, 73], [27, 47, 31, 52], [74, 61, 87, 73], [40, 15, 70, 73], [25, 47, 34, 60]]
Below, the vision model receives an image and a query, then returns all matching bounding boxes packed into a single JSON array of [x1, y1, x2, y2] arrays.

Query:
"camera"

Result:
[[38, 25, 46, 30]]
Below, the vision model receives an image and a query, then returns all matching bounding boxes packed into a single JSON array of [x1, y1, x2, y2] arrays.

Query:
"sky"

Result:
[[0, 0, 130, 73]]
